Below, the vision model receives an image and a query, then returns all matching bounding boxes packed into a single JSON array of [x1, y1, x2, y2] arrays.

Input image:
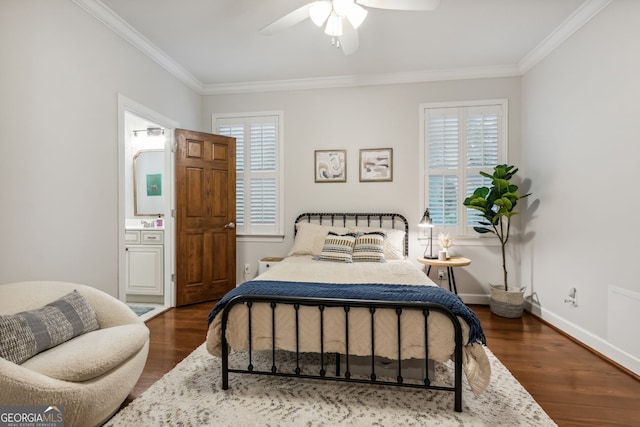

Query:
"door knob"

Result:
[[224, 222, 236, 229]]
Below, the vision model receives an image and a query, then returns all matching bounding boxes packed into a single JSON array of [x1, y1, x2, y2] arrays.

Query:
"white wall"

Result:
[[522, 0, 640, 374], [0, 0, 202, 295], [203, 77, 522, 300]]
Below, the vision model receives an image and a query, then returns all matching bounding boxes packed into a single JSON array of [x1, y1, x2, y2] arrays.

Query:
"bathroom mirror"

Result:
[[133, 149, 164, 216]]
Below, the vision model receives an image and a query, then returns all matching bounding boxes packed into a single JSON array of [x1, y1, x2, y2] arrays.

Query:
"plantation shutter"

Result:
[[215, 114, 281, 236], [218, 124, 245, 227], [248, 121, 277, 229], [426, 108, 459, 227], [465, 105, 502, 227], [424, 101, 505, 235]]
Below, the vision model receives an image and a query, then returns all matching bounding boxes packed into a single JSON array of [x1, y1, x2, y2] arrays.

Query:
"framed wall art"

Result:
[[359, 148, 393, 182], [315, 150, 347, 183]]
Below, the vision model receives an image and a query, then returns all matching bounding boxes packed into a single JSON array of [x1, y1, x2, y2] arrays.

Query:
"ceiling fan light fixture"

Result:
[[309, 1, 332, 27], [324, 13, 343, 37], [261, 0, 442, 55], [346, 4, 367, 29]]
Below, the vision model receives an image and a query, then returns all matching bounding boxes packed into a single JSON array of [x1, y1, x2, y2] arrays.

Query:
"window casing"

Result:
[[420, 100, 507, 237], [213, 111, 284, 238]]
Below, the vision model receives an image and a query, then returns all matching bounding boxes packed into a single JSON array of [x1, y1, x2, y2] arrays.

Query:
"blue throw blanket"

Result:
[[208, 280, 486, 345]]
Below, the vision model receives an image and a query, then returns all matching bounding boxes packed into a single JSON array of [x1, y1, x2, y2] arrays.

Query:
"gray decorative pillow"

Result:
[[0, 290, 99, 364], [317, 232, 357, 263], [353, 231, 386, 262]]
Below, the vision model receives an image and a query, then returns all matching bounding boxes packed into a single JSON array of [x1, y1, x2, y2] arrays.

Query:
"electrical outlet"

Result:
[[438, 269, 446, 280], [244, 264, 250, 274], [564, 287, 578, 307]]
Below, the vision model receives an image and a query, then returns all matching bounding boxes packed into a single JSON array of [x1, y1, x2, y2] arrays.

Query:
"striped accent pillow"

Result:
[[349, 227, 405, 259], [353, 231, 386, 262], [317, 232, 357, 263], [0, 290, 99, 364]]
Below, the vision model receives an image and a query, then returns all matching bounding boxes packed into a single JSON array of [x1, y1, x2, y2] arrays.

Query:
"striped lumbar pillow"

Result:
[[353, 231, 386, 262], [317, 232, 357, 263], [0, 290, 99, 364]]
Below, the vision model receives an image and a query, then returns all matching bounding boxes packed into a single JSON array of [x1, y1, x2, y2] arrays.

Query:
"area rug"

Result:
[[106, 344, 556, 426], [127, 305, 154, 317]]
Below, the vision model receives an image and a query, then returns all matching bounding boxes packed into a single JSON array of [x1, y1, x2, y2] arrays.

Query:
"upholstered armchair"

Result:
[[0, 281, 149, 427]]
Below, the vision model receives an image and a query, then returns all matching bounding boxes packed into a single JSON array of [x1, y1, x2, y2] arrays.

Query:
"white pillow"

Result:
[[288, 222, 349, 256], [348, 227, 405, 259]]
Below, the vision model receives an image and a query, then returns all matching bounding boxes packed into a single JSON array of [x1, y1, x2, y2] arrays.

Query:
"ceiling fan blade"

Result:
[[357, 0, 440, 11], [339, 23, 359, 56], [259, 3, 314, 36]]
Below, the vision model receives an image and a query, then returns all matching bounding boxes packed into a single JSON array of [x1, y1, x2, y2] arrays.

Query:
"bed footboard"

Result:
[[220, 294, 464, 412]]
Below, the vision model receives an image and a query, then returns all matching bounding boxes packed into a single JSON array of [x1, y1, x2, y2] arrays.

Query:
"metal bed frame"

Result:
[[219, 212, 465, 412]]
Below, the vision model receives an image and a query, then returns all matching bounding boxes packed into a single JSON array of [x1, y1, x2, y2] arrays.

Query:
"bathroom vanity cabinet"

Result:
[[125, 230, 164, 296]]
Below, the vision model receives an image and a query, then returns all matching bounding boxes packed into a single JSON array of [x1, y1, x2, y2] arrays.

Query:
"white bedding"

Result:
[[206, 256, 491, 395], [258, 255, 434, 285]]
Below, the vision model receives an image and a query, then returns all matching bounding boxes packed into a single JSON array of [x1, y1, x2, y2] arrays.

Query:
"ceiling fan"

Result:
[[260, 0, 441, 56]]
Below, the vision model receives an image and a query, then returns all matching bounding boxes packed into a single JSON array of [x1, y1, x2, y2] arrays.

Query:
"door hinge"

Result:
[[171, 209, 176, 218], [171, 273, 175, 282], [171, 141, 177, 153]]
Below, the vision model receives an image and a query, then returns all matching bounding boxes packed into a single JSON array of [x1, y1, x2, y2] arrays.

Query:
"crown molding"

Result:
[[73, 0, 609, 96], [201, 65, 521, 95], [518, 0, 611, 74], [71, 0, 204, 94]]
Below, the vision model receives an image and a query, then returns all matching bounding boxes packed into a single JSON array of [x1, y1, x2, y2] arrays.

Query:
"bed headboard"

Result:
[[294, 212, 409, 257]]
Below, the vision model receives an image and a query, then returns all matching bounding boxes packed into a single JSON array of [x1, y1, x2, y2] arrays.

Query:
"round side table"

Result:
[[417, 256, 471, 294]]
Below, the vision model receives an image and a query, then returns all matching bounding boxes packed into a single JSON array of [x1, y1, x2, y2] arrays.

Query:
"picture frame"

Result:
[[314, 150, 347, 183], [359, 148, 393, 182]]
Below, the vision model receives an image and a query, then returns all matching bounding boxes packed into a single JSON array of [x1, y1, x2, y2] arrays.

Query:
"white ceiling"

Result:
[[81, 0, 609, 94]]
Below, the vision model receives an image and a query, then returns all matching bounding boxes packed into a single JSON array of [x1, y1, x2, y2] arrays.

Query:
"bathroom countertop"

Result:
[[125, 226, 165, 231], [126, 219, 165, 231]]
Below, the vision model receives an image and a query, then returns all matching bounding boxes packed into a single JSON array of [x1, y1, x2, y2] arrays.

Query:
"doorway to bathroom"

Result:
[[118, 95, 178, 320]]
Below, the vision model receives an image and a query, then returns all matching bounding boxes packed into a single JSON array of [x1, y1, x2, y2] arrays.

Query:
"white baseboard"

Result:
[[459, 293, 490, 305], [526, 300, 640, 376]]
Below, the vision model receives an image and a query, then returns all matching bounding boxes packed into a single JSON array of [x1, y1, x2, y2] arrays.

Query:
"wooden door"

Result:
[[175, 129, 236, 306]]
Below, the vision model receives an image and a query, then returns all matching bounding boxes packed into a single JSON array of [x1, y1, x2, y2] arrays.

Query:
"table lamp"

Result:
[[418, 208, 437, 259]]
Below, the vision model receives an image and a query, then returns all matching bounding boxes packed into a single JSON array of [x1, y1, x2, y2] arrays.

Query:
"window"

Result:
[[213, 112, 284, 238], [420, 100, 507, 237]]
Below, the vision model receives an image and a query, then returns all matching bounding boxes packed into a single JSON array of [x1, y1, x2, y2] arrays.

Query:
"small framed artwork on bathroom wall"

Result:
[[359, 148, 393, 182], [315, 150, 347, 183]]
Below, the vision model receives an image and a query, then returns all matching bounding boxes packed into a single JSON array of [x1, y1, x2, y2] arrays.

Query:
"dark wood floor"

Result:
[[124, 303, 639, 427]]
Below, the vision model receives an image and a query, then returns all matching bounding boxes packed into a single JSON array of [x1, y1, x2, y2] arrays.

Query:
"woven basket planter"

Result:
[[489, 285, 525, 318]]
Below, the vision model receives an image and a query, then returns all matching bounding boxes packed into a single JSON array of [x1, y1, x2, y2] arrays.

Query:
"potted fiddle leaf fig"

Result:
[[463, 164, 531, 318]]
